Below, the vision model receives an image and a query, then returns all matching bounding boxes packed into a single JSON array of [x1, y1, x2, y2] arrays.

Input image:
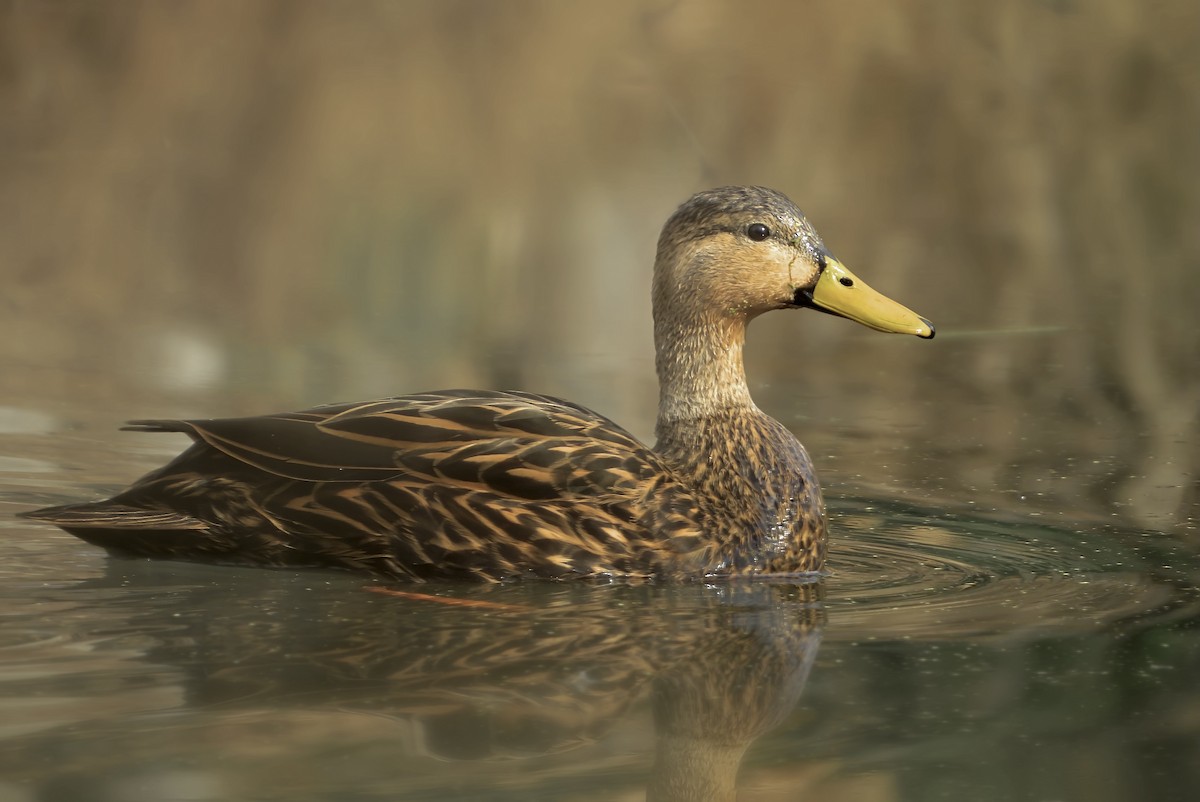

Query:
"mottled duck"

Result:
[[24, 186, 933, 581]]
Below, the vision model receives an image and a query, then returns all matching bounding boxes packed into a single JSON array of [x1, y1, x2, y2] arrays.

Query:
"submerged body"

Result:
[[24, 187, 933, 581]]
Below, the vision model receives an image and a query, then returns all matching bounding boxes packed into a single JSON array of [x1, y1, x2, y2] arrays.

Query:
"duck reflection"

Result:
[[80, 563, 824, 801]]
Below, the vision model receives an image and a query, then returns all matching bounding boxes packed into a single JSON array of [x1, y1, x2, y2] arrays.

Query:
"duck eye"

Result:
[[746, 223, 771, 241]]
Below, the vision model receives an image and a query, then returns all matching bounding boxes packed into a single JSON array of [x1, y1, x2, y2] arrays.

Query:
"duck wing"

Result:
[[124, 389, 662, 497], [29, 390, 711, 579]]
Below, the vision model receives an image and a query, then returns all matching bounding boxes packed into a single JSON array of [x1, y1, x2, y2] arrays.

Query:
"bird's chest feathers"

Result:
[[657, 411, 818, 537]]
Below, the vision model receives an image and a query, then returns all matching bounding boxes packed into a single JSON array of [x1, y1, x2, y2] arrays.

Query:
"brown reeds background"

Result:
[[3, 0, 1197, 535]]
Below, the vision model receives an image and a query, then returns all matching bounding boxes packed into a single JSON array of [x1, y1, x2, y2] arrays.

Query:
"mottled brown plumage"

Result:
[[23, 186, 933, 581]]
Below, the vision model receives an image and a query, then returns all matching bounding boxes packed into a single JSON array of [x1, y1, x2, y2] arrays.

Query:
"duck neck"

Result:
[[653, 308, 755, 433]]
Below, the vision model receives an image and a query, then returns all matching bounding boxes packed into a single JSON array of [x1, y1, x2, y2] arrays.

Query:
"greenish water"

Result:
[[3, 483, 1198, 801]]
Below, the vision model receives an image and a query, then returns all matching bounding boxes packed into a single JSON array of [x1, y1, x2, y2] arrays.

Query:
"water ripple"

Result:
[[823, 497, 1198, 641]]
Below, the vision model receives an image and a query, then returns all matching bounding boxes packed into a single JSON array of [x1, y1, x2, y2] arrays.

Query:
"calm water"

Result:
[[3, 432, 1199, 801], [4, 2, 1200, 800]]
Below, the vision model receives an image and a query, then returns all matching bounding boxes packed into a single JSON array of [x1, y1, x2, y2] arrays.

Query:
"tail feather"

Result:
[[120, 419, 196, 434], [21, 503, 207, 531], [21, 502, 218, 559]]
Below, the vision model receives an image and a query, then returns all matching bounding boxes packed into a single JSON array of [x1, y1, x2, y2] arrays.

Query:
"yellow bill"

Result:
[[808, 258, 935, 339]]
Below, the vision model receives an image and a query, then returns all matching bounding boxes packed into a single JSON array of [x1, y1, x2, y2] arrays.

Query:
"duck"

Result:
[[23, 186, 933, 581]]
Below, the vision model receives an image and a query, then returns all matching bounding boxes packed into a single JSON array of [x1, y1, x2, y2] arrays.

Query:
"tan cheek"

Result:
[[762, 243, 802, 294], [724, 252, 788, 313]]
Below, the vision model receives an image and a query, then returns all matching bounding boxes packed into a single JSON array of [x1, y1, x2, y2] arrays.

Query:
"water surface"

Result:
[[3, 460, 1198, 800]]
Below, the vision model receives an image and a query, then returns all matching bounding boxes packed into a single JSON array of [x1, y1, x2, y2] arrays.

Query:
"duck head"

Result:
[[653, 186, 934, 339]]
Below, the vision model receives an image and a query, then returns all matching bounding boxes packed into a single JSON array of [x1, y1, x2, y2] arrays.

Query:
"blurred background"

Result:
[[2, 0, 1197, 536]]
